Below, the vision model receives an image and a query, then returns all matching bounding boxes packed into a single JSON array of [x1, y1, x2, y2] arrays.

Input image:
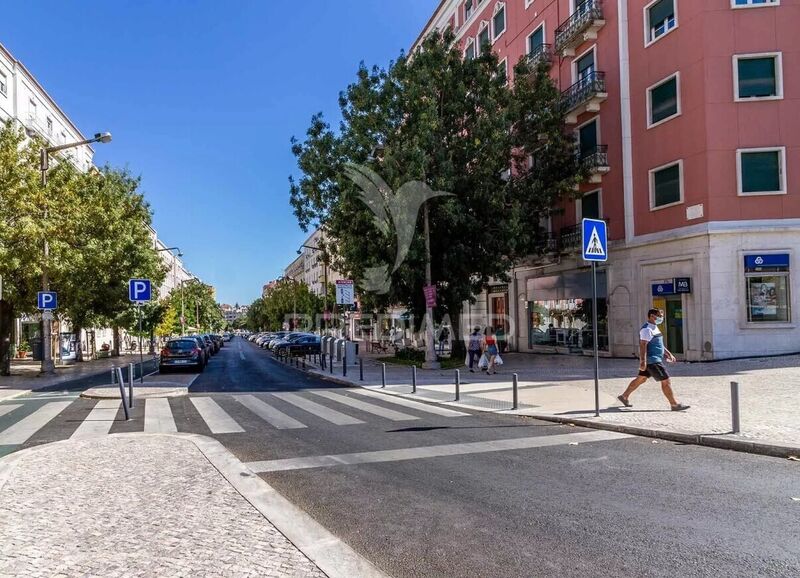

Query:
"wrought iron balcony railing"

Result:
[[579, 144, 609, 171], [527, 43, 553, 68], [561, 71, 606, 114], [554, 0, 605, 55], [559, 224, 582, 250]]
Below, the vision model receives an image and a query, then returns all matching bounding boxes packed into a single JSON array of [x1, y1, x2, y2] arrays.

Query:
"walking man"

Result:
[[617, 308, 690, 411]]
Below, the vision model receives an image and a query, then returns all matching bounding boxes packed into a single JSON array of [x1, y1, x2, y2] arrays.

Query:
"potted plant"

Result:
[[17, 339, 29, 359]]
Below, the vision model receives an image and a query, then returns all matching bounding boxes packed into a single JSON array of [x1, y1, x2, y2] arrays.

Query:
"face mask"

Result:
[[655, 317, 664, 325]]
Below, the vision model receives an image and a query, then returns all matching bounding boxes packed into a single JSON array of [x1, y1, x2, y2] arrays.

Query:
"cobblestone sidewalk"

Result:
[[0, 435, 325, 577]]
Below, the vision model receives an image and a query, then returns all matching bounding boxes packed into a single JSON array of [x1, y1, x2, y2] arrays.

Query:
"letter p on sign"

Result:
[[129, 279, 152, 303]]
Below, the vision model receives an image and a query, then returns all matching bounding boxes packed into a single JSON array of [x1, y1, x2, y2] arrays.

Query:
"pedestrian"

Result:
[[496, 325, 506, 353], [467, 327, 482, 372], [484, 327, 499, 375], [617, 308, 690, 411], [438, 325, 449, 356]]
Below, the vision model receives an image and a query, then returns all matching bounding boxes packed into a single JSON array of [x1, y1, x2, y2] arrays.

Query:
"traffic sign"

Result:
[[582, 218, 607, 262], [128, 279, 152, 303], [37, 291, 57, 310], [336, 280, 354, 305]]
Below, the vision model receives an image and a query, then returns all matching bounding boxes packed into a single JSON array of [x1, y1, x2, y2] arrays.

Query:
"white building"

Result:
[[150, 228, 195, 300], [295, 228, 343, 296]]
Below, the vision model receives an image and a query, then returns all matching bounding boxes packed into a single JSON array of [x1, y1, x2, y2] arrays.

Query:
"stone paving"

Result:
[[300, 350, 800, 449], [0, 435, 325, 577]]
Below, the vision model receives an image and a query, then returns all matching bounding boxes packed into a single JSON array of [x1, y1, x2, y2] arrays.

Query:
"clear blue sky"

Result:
[[2, 0, 437, 305]]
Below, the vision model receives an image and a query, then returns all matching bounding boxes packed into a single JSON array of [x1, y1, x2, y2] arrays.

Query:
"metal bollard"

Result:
[[302, 357, 306, 370], [731, 381, 740, 433], [330, 354, 334, 374], [381, 363, 386, 388], [512, 373, 518, 410], [343, 354, 347, 377], [359, 358, 364, 381], [117, 367, 129, 420], [455, 369, 460, 401], [128, 363, 135, 409], [412, 365, 417, 394], [321, 353, 326, 371]]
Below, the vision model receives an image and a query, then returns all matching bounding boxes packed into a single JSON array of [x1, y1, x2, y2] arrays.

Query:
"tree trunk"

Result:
[[0, 300, 13, 376], [74, 324, 84, 362], [450, 305, 466, 358], [112, 325, 121, 357]]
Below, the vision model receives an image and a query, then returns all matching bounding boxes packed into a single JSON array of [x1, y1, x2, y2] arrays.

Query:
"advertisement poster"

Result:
[[750, 282, 777, 316]]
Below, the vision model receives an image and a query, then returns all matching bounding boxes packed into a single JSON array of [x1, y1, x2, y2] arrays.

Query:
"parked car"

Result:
[[185, 335, 210, 365], [269, 332, 314, 351], [198, 334, 217, 355], [273, 335, 321, 357], [160, 338, 205, 373], [212, 334, 224, 349], [204, 334, 220, 354]]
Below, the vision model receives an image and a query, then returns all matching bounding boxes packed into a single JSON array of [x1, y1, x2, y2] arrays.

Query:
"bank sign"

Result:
[[652, 278, 692, 296]]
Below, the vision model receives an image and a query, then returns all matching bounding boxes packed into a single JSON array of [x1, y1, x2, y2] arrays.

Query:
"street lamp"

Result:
[[38, 131, 112, 376]]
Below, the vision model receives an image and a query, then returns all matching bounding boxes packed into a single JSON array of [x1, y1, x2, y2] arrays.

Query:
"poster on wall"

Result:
[[750, 281, 777, 316]]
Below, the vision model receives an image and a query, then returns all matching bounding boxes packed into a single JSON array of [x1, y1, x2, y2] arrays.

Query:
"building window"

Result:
[[737, 147, 786, 195], [580, 190, 601, 220], [574, 47, 596, 84], [465, 0, 475, 20], [734, 53, 782, 100], [527, 24, 545, 58], [46, 117, 53, 136], [578, 118, 599, 157], [648, 73, 680, 127], [649, 160, 683, 209], [744, 254, 790, 323], [0, 71, 6, 96], [478, 23, 491, 52], [732, 0, 778, 7], [497, 58, 508, 84], [492, 4, 506, 41], [645, 0, 677, 44], [29, 99, 37, 119], [465, 39, 476, 60]]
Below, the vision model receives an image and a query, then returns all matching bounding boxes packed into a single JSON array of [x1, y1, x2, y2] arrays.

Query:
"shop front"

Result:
[[526, 269, 608, 354]]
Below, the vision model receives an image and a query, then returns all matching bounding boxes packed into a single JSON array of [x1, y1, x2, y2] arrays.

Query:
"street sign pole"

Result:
[[138, 304, 144, 384], [592, 261, 600, 417]]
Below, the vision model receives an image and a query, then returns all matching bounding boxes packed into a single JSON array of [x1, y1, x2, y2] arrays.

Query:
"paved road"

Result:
[[1, 337, 797, 577]]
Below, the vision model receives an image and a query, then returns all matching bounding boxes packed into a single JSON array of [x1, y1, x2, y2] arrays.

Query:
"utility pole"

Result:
[[423, 203, 440, 369]]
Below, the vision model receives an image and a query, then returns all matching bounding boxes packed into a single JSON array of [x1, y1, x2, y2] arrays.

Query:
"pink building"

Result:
[[415, 0, 798, 359]]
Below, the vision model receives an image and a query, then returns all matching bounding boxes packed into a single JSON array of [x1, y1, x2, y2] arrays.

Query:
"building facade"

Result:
[[415, 0, 798, 360]]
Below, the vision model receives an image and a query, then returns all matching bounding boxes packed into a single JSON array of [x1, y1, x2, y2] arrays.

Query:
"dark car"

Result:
[[203, 334, 219, 354], [185, 335, 210, 365], [212, 334, 224, 349], [160, 338, 205, 373], [273, 335, 320, 357]]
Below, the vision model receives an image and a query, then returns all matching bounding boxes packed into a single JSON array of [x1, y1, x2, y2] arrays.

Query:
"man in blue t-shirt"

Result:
[[617, 308, 689, 411]]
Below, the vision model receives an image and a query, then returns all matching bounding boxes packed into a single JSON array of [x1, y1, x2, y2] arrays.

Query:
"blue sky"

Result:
[[2, 0, 437, 305]]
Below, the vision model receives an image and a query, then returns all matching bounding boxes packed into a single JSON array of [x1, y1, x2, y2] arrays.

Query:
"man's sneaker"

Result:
[[617, 395, 632, 408], [671, 403, 690, 411]]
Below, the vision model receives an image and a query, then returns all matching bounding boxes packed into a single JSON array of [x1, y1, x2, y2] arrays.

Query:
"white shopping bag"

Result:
[[464, 353, 470, 367], [494, 354, 504, 366], [478, 353, 489, 369]]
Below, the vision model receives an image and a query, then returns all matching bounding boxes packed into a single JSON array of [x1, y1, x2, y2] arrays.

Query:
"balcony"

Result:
[[579, 144, 610, 183], [526, 44, 553, 68], [561, 71, 607, 124], [558, 224, 582, 252], [554, 0, 605, 57]]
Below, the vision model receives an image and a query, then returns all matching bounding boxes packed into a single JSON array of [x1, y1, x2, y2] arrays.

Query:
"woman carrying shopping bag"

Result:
[[484, 327, 499, 375]]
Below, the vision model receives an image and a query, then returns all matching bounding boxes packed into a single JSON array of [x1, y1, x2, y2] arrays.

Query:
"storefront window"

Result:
[[744, 254, 791, 323], [527, 271, 608, 351]]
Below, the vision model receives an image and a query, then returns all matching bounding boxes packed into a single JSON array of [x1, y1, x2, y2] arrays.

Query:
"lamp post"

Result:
[[37, 132, 112, 376]]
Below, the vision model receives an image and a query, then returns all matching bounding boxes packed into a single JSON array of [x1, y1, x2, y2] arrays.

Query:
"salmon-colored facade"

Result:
[[416, 0, 800, 360]]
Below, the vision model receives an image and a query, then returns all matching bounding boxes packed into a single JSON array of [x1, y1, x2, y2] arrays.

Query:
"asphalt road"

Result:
[[2, 337, 798, 577]]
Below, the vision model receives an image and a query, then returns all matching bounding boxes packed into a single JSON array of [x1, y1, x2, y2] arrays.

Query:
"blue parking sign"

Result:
[[582, 218, 608, 262], [37, 291, 57, 310], [128, 279, 152, 303]]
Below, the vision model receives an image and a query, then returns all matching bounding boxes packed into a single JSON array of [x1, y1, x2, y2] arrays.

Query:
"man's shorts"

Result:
[[638, 363, 670, 382]]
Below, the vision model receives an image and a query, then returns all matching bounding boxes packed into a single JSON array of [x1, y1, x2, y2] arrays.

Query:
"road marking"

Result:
[[0, 401, 72, 445], [351, 389, 469, 417], [71, 400, 121, 439], [246, 430, 632, 473], [310, 390, 418, 421], [239, 351, 245, 361], [236, 395, 306, 429], [144, 398, 177, 433], [0, 404, 22, 418], [271, 392, 365, 426], [190, 397, 244, 434]]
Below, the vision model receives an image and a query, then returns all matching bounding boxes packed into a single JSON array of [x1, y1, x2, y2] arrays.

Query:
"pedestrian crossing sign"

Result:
[[582, 218, 607, 262]]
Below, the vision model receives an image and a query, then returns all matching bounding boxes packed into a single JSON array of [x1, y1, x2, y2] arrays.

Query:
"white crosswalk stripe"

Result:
[[0, 401, 72, 445], [144, 398, 177, 433], [352, 389, 469, 417], [310, 390, 418, 421], [0, 404, 23, 418], [236, 395, 306, 429], [71, 400, 121, 439], [190, 397, 244, 434], [271, 392, 364, 426]]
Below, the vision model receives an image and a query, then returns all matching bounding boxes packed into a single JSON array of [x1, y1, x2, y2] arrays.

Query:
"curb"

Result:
[[79, 386, 188, 400], [0, 432, 388, 578], [276, 355, 800, 461]]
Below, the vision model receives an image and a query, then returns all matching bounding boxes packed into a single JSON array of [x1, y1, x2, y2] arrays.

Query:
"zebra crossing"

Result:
[[0, 388, 472, 453]]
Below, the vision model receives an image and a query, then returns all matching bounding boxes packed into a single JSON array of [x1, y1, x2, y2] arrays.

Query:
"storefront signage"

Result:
[[744, 254, 790, 271], [488, 284, 509, 294], [675, 278, 692, 293], [651, 281, 675, 296]]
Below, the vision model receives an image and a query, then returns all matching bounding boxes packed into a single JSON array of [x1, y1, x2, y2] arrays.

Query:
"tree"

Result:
[[154, 280, 222, 335], [289, 31, 584, 354], [246, 280, 328, 332]]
